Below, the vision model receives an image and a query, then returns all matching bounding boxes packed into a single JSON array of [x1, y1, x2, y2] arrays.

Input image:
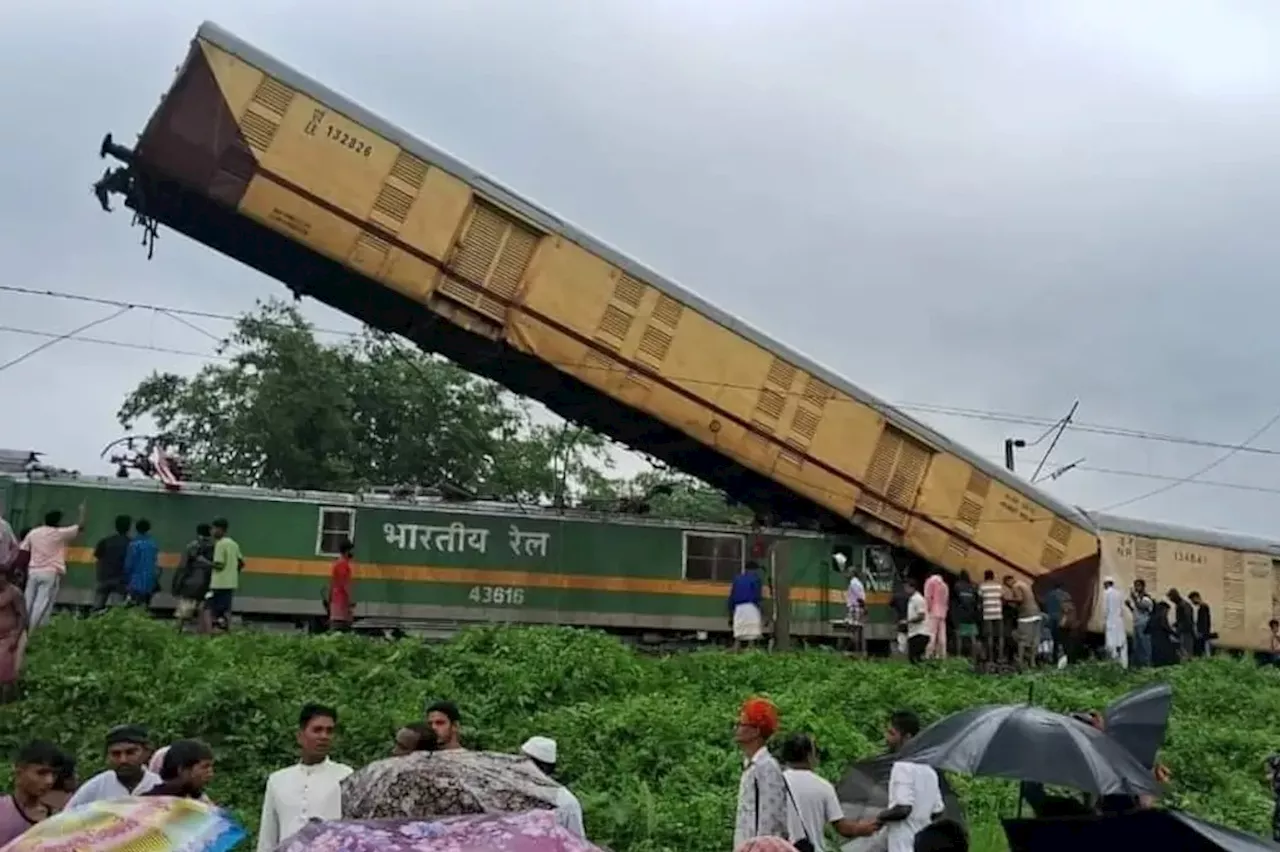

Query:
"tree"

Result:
[[581, 469, 751, 525], [117, 300, 613, 499]]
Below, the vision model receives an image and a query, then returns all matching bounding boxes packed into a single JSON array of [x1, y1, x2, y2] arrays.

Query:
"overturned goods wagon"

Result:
[[1, 473, 896, 641], [92, 22, 1103, 613]]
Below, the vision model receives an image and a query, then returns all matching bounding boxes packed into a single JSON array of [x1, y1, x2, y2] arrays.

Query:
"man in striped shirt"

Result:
[[979, 570, 1004, 663]]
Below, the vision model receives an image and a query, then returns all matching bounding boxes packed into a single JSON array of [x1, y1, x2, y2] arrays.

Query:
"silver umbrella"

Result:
[[894, 704, 1160, 796], [341, 750, 562, 820]]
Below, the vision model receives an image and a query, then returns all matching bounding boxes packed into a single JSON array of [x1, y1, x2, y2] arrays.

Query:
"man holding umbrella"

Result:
[[878, 711, 945, 852]]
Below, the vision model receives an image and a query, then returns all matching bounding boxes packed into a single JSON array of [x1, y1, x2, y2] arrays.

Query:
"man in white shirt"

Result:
[[877, 711, 944, 852], [779, 733, 874, 851], [257, 703, 353, 852], [904, 579, 930, 664], [65, 725, 161, 809], [520, 736, 585, 838]]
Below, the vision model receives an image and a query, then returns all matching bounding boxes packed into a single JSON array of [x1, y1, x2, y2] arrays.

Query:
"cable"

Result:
[[1096, 406, 1280, 512], [11, 296, 1280, 524], [156, 309, 226, 346], [0, 307, 133, 374], [1072, 465, 1280, 496], [0, 325, 225, 361], [8, 282, 1280, 459], [6, 319, 1280, 509]]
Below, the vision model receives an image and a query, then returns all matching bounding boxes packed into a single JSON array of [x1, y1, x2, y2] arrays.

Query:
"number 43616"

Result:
[[468, 586, 525, 606]]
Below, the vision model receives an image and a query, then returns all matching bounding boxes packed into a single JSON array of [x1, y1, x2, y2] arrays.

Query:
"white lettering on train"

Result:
[[469, 586, 526, 606]]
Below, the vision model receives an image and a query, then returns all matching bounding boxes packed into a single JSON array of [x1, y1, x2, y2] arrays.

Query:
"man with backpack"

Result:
[[172, 524, 215, 633]]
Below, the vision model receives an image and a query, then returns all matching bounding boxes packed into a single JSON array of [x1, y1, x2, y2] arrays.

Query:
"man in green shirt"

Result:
[[206, 517, 243, 633]]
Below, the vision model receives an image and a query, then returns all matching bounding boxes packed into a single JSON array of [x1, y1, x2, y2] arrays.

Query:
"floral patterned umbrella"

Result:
[[341, 751, 562, 820], [0, 795, 244, 852], [274, 810, 599, 852]]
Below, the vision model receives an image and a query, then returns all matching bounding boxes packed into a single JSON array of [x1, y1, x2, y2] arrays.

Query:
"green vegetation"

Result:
[[1, 613, 1276, 851], [116, 300, 745, 523]]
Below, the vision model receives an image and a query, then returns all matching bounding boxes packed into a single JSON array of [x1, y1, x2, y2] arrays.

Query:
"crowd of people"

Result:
[[0, 505, 276, 700], [831, 565, 1221, 670], [733, 697, 962, 852], [0, 698, 585, 849]]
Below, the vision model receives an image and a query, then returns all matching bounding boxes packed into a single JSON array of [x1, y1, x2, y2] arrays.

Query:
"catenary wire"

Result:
[[0, 307, 133, 374], [1096, 405, 1280, 512], [3, 321, 1280, 517], [6, 282, 1280, 458]]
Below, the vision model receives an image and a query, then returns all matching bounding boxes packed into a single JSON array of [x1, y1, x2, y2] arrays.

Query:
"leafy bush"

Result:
[[1, 611, 1276, 851]]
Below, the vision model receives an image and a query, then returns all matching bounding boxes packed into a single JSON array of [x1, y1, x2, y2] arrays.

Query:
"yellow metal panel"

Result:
[[663, 310, 773, 429], [238, 174, 361, 265], [806, 394, 882, 488], [520, 240, 616, 338], [197, 41, 262, 121], [381, 251, 443, 304], [1243, 553, 1275, 650], [251, 87, 397, 223], [396, 165, 471, 261]]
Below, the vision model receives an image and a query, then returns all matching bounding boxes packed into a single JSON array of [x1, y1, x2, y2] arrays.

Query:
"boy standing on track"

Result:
[[206, 518, 243, 633], [173, 524, 215, 633]]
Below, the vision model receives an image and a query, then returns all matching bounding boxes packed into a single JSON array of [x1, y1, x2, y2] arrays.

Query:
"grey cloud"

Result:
[[2, 0, 1280, 534]]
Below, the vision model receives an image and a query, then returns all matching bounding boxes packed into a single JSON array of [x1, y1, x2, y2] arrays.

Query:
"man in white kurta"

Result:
[[1103, 577, 1128, 668], [257, 705, 353, 852], [520, 736, 586, 838]]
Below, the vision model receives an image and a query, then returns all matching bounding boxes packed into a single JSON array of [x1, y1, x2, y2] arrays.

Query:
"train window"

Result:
[[683, 532, 745, 582], [315, 507, 356, 556]]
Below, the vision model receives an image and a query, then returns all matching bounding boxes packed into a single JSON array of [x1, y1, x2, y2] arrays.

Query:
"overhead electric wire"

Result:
[[0, 307, 133, 374], [7, 283, 1280, 460], [3, 319, 1279, 509], [10, 286, 1280, 521], [1096, 406, 1280, 512]]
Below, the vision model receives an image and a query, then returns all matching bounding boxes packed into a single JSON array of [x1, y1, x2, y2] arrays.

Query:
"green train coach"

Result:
[[0, 473, 896, 642]]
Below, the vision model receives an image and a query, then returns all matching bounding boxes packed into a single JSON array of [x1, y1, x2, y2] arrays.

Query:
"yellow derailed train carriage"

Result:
[[91, 23, 1280, 653], [93, 21, 1100, 604]]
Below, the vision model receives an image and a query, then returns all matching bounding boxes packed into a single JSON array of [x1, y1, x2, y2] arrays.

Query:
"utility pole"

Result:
[[1004, 438, 1026, 472]]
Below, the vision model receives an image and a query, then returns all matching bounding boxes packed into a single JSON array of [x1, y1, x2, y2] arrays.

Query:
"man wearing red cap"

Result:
[[733, 697, 788, 848]]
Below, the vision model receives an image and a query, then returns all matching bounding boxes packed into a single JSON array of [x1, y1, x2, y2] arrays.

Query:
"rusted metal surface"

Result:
[[135, 45, 253, 206]]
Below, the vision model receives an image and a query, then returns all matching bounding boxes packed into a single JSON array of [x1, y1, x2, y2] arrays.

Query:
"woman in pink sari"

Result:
[[0, 565, 29, 703]]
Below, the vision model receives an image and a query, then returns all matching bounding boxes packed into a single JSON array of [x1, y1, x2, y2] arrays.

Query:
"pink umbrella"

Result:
[[274, 810, 599, 852]]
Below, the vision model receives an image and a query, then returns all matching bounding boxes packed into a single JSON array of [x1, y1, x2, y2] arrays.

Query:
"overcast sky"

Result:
[[3, 0, 1280, 535]]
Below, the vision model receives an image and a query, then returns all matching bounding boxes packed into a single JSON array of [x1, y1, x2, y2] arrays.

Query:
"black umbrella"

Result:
[[1103, 682, 1173, 770], [836, 754, 966, 827], [1003, 808, 1280, 852], [894, 704, 1160, 796]]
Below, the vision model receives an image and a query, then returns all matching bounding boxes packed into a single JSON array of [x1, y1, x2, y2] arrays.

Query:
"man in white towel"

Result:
[[728, 563, 766, 650]]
